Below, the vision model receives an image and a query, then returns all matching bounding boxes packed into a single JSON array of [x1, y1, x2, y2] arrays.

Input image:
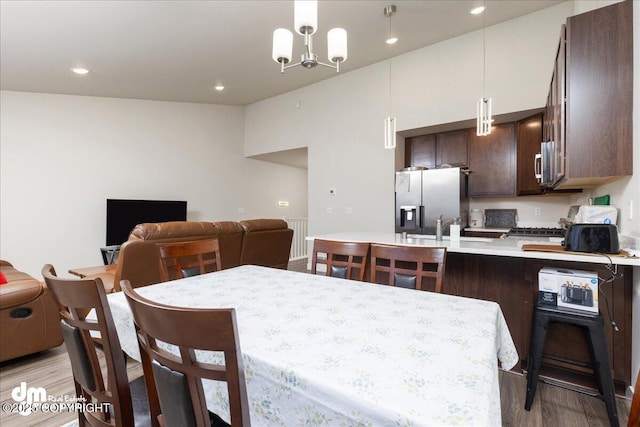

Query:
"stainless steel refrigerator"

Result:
[[395, 167, 469, 235]]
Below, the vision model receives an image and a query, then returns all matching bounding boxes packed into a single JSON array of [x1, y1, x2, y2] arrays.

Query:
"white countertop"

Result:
[[307, 232, 640, 266]]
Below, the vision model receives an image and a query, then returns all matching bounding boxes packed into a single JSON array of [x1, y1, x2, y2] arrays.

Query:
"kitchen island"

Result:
[[307, 232, 637, 394]]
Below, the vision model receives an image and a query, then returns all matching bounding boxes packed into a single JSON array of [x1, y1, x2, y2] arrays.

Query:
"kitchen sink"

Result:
[[406, 234, 494, 243]]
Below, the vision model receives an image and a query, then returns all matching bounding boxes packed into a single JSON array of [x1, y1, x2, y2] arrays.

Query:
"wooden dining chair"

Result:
[[629, 368, 640, 427], [311, 239, 370, 281], [41, 264, 157, 427], [121, 280, 251, 427], [369, 244, 447, 293], [157, 238, 221, 282]]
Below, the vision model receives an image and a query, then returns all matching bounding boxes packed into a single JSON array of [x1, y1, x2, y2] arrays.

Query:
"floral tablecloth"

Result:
[[106, 265, 518, 426]]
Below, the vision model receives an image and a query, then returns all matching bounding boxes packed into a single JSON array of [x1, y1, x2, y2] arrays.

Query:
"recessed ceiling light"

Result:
[[385, 37, 398, 45], [470, 6, 485, 15], [70, 67, 90, 75], [214, 85, 224, 91]]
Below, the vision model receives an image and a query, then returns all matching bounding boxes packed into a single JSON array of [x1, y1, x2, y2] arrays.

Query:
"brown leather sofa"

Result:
[[105, 219, 293, 291], [240, 219, 294, 269], [0, 260, 63, 362]]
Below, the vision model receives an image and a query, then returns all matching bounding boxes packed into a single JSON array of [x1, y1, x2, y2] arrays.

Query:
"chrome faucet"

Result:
[[436, 215, 460, 241]]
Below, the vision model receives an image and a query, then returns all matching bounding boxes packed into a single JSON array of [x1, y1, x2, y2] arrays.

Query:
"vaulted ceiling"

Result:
[[1, 1, 564, 106]]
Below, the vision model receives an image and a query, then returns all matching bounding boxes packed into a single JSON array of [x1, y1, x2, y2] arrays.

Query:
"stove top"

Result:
[[507, 227, 566, 237]]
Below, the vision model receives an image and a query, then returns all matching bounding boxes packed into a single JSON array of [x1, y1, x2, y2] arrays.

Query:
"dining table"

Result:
[[105, 264, 519, 426]]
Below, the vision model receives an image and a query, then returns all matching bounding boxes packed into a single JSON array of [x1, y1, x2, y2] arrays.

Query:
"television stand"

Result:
[[100, 245, 120, 265]]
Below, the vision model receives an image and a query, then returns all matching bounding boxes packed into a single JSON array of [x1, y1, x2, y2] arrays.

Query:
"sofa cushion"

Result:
[[239, 219, 288, 233]]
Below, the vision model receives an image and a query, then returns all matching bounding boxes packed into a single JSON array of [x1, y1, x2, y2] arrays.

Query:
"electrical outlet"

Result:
[[534, 207, 541, 216], [326, 207, 333, 214]]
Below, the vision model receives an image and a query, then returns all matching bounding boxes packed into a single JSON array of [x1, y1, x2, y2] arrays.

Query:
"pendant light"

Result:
[[384, 5, 397, 149], [476, 4, 492, 136]]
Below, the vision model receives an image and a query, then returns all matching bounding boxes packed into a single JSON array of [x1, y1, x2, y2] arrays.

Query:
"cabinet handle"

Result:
[[534, 153, 542, 182]]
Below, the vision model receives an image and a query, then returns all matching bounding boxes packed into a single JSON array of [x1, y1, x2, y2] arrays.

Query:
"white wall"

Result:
[[0, 91, 308, 277], [391, 3, 572, 131], [246, 60, 394, 237]]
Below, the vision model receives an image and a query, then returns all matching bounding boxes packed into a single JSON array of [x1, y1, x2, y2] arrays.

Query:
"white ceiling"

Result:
[[1, 0, 565, 107]]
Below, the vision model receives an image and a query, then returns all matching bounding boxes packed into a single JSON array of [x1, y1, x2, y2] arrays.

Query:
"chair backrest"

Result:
[[121, 280, 251, 427], [369, 244, 446, 293], [41, 264, 157, 427], [156, 238, 221, 282], [629, 368, 640, 427], [311, 239, 370, 281], [239, 219, 293, 269]]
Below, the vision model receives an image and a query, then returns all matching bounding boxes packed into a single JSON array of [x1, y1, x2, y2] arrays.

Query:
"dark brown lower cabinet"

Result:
[[443, 253, 632, 394]]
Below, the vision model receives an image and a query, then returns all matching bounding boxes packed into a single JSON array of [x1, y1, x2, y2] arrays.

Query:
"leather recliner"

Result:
[[0, 260, 63, 362], [240, 219, 293, 269]]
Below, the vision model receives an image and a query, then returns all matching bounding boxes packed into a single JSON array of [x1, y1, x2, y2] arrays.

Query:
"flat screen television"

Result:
[[106, 199, 187, 246]]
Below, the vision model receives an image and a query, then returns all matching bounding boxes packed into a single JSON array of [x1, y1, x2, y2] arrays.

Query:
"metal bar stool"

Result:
[[524, 304, 619, 427]]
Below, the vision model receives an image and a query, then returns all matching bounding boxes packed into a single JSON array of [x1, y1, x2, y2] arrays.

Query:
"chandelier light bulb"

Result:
[[327, 28, 348, 63], [294, 0, 317, 35], [272, 28, 293, 64]]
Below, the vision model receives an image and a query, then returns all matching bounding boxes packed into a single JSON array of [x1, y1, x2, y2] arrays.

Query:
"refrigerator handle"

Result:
[[419, 205, 424, 228]]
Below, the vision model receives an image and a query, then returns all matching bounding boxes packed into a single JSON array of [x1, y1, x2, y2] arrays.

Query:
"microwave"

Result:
[[535, 140, 564, 188]]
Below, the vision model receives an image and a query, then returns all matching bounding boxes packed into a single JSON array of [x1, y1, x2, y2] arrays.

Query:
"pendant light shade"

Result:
[[384, 116, 396, 149], [294, 0, 317, 35], [475, 3, 492, 136], [477, 97, 492, 136], [384, 4, 397, 150], [272, 28, 293, 64], [327, 28, 348, 63]]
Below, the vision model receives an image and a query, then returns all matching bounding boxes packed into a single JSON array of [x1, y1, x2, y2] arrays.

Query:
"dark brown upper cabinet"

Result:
[[517, 114, 544, 196], [405, 134, 436, 169], [405, 129, 469, 170], [552, 0, 633, 189], [436, 130, 468, 168], [468, 123, 516, 197]]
